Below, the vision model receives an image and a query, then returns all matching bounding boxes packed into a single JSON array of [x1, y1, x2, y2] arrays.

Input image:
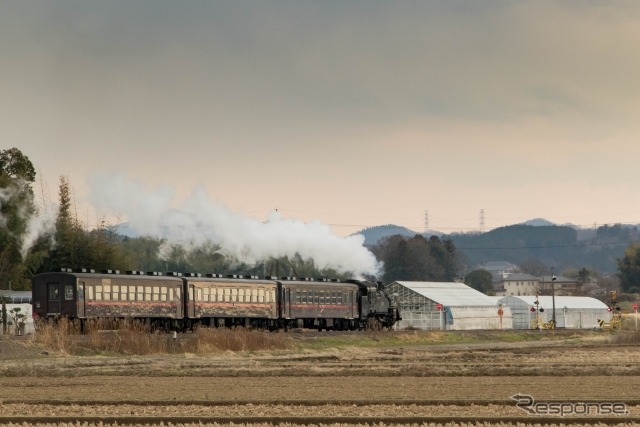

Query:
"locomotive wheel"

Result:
[[367, 317, 382, 331]]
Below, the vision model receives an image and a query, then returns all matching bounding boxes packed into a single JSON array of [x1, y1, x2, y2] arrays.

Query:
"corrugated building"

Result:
[[386, 281, 512, 330]]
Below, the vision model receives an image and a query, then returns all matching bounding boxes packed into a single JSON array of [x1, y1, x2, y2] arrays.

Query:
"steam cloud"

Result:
[[90, 173, 381, 277], [0, 182, 56, 259]]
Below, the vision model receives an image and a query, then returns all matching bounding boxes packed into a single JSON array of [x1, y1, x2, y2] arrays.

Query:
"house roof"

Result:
[[538, 275, 577, 283], [479, 261, 519, 272], [498, 295, 608, 310], [499, 273, 540, 282], [392, 281, 498, 307]]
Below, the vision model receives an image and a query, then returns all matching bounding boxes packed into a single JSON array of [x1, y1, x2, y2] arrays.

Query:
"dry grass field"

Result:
[[1, 323, 640, 427]]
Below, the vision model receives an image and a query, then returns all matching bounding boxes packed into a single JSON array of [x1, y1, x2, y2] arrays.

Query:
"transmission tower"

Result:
[[480, 209, 485, 233], [424, 210, 429, 233]]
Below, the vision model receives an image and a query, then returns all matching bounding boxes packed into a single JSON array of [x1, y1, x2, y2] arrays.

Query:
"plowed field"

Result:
[[1, 330, 639, 426]]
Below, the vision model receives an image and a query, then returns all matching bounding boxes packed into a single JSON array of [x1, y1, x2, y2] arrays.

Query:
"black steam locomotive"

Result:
[[31, 269, 399, 331]]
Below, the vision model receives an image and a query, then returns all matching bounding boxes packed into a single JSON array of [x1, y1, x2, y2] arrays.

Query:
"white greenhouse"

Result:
[[498, 295, 610, 329], [386, 281, 512, 330]]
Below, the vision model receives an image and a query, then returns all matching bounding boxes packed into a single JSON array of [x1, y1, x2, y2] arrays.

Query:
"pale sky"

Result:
[[3, 1, 640, 237]]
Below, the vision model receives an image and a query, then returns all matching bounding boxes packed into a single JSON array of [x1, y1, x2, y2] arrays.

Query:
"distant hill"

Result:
[[354, 224, 419, 246], [113, 222, 138, 238], [519, 218, 556, 227], [353, 220, 639, 273]]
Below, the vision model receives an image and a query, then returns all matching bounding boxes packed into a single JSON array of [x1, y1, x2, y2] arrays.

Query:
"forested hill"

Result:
[[357, 223, 640, 273], [448, 224, 639, 273]]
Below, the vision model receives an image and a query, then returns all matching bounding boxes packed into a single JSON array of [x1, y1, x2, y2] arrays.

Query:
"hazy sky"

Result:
[[3, 1, 640, 236]]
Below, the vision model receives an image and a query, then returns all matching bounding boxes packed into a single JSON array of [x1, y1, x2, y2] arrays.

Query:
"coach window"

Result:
[[161, 287, 168, 302], [238, 288, 244, 303], [95, 285, 102, 301], [87, 286, 94, 301], [47, 283, 60, 300], [137, 286, 143, 301], [104, 285, 112, 301], [151, 286, 159, 301], [196, 288, 202, 302], [144, 288, 151, 302], [319, 291, 324, 305], [337, 292, 343, 304], [64, 284, 74, 300], [129, 287, 135, 301], [313, 291, 318, 304]]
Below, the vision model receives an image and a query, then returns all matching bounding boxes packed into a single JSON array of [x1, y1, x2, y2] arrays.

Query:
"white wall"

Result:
[[0, 303, 34, 335]]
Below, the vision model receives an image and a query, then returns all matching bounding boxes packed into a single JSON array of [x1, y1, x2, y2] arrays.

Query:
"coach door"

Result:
[[282, 288, 291, 319], [187, 284, 196, 318], [76, 282, 85, 318], [47, 282, 61, 315], [349, 290, 356, 318], [174, 285, 183, 318]]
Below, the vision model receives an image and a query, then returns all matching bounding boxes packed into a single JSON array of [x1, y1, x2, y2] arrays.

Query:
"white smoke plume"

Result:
[[21, 212, 56, 258], [90, 173, 381, 277], [0, 180, 56, 258]]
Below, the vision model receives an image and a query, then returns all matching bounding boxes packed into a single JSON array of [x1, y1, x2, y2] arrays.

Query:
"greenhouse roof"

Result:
[[392, 281, 498, 307], [498, 295, 608, 310]]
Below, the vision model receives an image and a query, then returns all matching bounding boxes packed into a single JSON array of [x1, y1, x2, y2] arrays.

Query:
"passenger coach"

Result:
[[31, 269, 185, 330]]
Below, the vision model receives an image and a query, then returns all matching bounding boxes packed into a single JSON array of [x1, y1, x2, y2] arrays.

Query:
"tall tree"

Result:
[[49, 175, 76, 268], [373, 234, 460, 283], [0, 148, 37, 289], [616, 244, 640, 293], [464, 269, 493, 294]]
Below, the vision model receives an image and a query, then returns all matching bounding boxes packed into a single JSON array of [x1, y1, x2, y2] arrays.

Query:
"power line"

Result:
[[457, 240, 639, 251]]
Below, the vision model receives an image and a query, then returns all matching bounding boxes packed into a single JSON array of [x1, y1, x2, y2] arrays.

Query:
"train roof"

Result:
[[278, 279, 358, 288], [32, 270, 355, 287], [32, 270, 184, 282]]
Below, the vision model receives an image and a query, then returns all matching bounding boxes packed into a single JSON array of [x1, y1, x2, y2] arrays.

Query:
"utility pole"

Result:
[[424, 210, 429, 233], [551, 267, 557, 328]]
